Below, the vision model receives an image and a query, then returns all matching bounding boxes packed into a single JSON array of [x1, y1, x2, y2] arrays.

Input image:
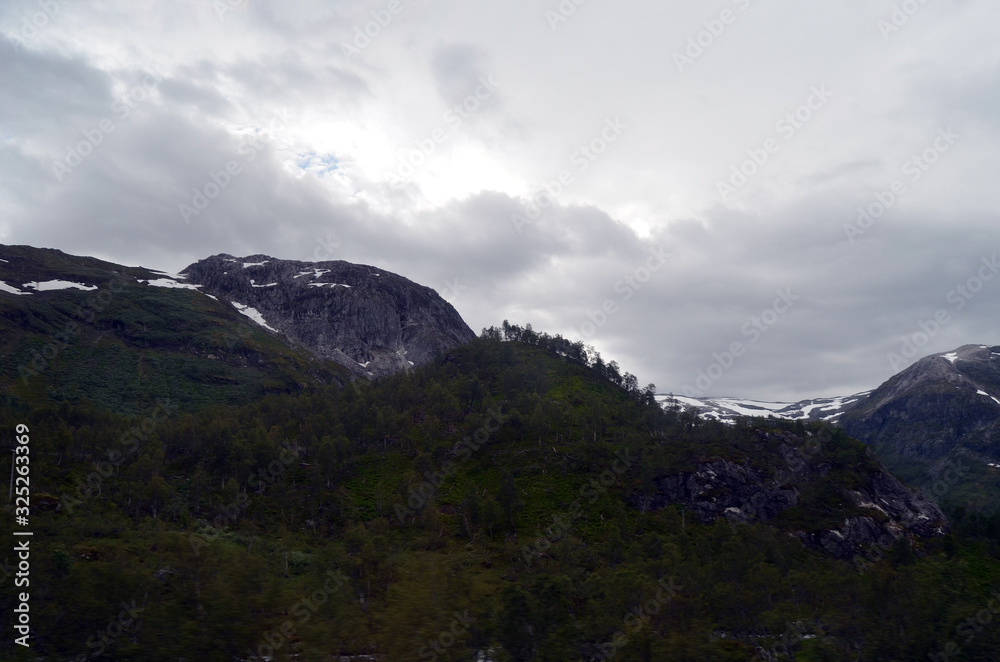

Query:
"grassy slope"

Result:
[[0, 245, 352, 415]]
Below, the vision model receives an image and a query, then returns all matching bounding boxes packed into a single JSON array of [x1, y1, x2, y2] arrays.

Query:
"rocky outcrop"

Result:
[[180, 254, 476, 379], [632, 430, 948, 560], [632, 459, 799, 523]]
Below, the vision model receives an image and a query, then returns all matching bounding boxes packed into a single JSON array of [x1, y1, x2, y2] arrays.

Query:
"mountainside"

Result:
[[5, 327, 997, 662], [0, 245, 474, 415], [841, 344, 1000, 460], [840, 343, 1000, 510], [631, 425, 947, 561], [0, 245, 353, 414], [180, 254, 476, 379]]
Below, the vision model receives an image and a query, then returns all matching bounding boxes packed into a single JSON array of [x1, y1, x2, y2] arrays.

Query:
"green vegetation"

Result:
[[0, 252, 351, 415], [3, 324, 1000, 660]]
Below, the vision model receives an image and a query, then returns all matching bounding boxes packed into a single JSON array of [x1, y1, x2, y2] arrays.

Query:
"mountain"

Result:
[[667, 344, 1000, 513], [0, 245, 473, 414], [180, 253, 475, 379], [840, 343, 1000, 510], [6, 246, 1000, 659], [662, 392, 870, 424]]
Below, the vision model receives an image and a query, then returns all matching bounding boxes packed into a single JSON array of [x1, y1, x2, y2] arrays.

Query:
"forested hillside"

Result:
[[3, 326, 1000, 661]]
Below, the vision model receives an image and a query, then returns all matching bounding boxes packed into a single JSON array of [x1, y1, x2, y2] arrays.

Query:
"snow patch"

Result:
[[243, 261, 269, 268], [24, 280, 98, 292], [140, 278, 202, 291], [0, 280, 30, 295], [308, 282, 351, 288], [943, 352, 959, 363], [231, 302, 277, 332], [250, 280, 277, 288], [296, 268, 331, 280]]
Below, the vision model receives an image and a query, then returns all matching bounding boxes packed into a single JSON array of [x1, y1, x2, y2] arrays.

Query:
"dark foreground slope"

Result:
[[3, 328, 1000, 661], [0, 245, 354, 414]]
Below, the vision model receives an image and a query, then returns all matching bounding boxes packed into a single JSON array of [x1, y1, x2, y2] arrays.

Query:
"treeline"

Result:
[[481, 320, 657, 406]]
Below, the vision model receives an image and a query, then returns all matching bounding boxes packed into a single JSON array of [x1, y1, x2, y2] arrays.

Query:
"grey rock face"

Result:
[[632, 430, 947, 560], [840, 344, 1000, 462], [180, 254, 475, 378], [632, 459, 800, 523]]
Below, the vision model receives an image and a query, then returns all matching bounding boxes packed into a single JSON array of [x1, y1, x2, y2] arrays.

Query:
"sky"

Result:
[[1, 0, 999, 401]]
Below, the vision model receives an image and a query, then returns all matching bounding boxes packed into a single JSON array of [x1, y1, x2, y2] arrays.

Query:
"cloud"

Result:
[[2, 0, 1000, 401]]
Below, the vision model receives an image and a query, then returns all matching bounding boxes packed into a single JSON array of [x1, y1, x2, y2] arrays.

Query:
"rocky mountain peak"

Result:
[[180, 254, 475, 378], [841, 343, 1000, 468]]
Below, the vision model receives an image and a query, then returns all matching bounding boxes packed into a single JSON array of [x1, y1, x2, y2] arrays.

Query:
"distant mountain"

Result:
[[840, 344, 1000, 460], [839, 344, 1000, 510], [661, 392, 870, 424], [664, 344, 1000, 512], [180, 254, 475, 379]]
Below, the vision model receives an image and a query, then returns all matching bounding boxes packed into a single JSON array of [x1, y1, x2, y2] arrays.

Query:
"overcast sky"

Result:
[[2, 0, 998, 401]]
